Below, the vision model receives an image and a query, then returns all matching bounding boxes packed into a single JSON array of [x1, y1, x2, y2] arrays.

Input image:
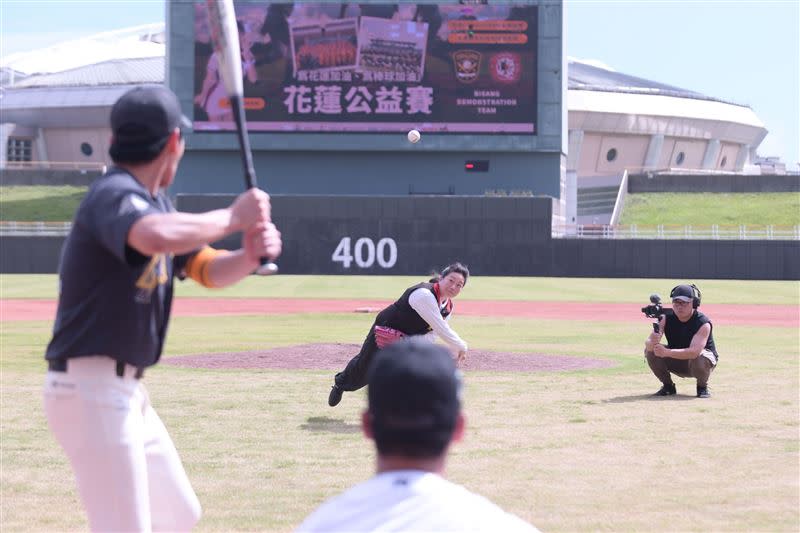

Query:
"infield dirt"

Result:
[[164, 343, 616, 372]]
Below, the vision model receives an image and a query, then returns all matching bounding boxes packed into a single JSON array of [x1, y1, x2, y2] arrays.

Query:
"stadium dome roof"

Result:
[[1, 23, 751, 110], [8, 57, 164, 89], [0, 22, 765, 138], [567, 58, 740, 107], [0, 23, 165, 81]]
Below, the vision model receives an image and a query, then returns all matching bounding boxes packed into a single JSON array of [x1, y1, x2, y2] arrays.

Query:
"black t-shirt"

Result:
[[375, 282, 452, 335], [45, 168, 195, 367], [664, 309, 718, 361]]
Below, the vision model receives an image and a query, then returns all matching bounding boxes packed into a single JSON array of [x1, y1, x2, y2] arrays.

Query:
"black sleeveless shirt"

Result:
[[664, 309, 718, 360], [375, 282, 452, 336]]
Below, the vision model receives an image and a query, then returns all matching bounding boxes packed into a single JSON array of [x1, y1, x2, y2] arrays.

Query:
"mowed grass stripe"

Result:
[[1, 275, 798, 531], [0, 185, 87, 221], [2, 274, 799, 305], [3, 313, 796, 371], [620, 192, 800, 226], [2, 359, 797, 531]]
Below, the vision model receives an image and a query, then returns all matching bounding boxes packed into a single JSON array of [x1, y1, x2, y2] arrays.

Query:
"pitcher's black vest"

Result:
[[375, 282, 452, 335]]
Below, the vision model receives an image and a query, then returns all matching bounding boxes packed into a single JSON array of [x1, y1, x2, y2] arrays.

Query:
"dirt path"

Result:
[[2, 298, 797, 327], [164, 343, 616, 373]]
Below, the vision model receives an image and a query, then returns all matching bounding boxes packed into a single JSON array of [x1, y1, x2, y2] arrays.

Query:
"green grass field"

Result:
[[3, 186, 800, 229], [0, 186, 88, 222], [620, 192, 800, 226], [1, 275, 798, 532]]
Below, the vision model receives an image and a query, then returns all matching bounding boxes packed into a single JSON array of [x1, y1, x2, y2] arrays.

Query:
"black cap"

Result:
[[671, 284, 695, 302], [109, 85, 191, 163], [367, 338, 462, 457]]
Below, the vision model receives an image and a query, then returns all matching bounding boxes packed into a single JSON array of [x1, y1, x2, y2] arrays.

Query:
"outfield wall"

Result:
[[178, 195, 554, 276], [5, 196, 795, 278], [1, 235, 64, 274]]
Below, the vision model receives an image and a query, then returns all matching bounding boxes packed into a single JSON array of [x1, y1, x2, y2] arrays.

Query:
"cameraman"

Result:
[[644, 284, 719, 398]]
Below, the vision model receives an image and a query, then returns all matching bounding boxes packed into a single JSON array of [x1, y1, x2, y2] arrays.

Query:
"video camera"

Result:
[[641, 294, 664, 333]]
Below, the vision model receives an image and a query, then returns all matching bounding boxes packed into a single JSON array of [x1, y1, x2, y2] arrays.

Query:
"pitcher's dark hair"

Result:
[[429, 262, 469, 285]]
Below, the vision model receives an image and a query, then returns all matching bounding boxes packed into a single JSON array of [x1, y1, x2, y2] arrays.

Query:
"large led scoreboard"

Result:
[[168, 1, 565, 197], [168, 2, 565, 276]]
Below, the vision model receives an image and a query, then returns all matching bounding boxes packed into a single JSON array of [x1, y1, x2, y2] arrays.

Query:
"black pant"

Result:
[[645, 350, 715, 388], [334, 325, 379, 392]]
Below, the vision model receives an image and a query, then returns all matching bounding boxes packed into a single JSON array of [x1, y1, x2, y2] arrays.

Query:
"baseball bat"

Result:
[[206, 0, 278, 275]]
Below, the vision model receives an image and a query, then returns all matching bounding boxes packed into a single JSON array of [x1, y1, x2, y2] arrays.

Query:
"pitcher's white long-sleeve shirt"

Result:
[[407, 288, 468, 354]]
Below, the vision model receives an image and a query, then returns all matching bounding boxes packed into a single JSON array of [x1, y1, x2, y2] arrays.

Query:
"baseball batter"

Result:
[[43, 85, 281, 532], [328, 262, 469, 407]]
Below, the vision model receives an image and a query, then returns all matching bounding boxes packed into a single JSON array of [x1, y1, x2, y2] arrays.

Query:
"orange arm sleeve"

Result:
[[184, 246, 230, 288]]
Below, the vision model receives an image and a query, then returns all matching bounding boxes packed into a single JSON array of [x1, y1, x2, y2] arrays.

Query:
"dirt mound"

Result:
[[164, 343, 615, 372]]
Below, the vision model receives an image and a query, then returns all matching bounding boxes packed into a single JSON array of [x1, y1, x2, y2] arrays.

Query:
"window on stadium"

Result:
[[7, 138, 32, 162]]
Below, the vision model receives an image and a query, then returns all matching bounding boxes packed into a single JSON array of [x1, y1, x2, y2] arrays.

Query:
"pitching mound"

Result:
[[164, 343, 615, 372]]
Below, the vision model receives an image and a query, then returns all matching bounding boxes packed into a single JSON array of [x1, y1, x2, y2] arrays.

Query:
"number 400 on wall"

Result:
[[332, 237, 397, 269]]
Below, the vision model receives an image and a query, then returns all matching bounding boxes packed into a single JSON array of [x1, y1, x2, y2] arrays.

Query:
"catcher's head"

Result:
[[364, 338, 464, 459]]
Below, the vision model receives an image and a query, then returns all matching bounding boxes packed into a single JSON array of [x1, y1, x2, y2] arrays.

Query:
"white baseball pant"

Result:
[[43, 356, 201, 532]]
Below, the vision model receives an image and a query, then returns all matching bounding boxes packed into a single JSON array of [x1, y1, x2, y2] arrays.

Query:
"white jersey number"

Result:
[[332, 237, 397, 269]]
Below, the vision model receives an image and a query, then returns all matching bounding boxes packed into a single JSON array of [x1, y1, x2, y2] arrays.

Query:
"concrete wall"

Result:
[[717, 142, 739, 171], [4, 195, 796, 279], [174, 150, 564, 198], [1, 169, 104, 186], [628, 173, 800, 193], [43, 127, 112, 165]]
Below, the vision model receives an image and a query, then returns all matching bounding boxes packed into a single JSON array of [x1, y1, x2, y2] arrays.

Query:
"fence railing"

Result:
[[2, 161, 107, 172], [3, 221, 800, 240], [553, 224, 800, 240], [0, 221, 72, 236]]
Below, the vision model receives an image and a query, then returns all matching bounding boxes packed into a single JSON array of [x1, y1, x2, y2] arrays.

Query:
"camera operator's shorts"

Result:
[[700, 349, 717, 366]]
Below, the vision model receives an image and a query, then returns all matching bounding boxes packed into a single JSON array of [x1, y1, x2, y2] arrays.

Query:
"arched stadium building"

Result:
[[0, 22, 775, 226]]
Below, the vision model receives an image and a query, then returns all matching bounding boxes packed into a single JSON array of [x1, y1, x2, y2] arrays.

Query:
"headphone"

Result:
[[670, 283, 702, 309]]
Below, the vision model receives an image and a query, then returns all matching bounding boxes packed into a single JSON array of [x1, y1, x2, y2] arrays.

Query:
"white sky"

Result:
[[1, 0, 798, 169]]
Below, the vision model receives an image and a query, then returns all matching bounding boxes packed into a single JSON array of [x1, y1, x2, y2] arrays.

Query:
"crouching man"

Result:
[[645, 284, 719, 398]]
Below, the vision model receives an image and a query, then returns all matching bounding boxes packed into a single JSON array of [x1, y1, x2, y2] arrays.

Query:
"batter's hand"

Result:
[[230, 189, 271, 232], [456, 350, 467, 367], [243, 222, 282, 263]]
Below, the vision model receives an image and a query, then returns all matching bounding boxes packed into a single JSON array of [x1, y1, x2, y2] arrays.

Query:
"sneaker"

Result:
[[654, 382, 676, 396], [697, 386, 711, 398], [328, 384, 344, 407]]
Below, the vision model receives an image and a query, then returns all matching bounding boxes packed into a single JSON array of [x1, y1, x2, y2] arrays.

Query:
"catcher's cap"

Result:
[[109, 85, 191, 163], [367, 338, 462, 453], [670, 284, 695, 302]]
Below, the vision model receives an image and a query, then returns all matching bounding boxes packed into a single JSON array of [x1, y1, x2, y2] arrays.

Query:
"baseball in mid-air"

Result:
[[407, 129, 421, 144]]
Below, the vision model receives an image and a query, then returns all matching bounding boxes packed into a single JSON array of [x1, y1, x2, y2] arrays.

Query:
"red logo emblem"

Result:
[[490, 53, 521, 83]]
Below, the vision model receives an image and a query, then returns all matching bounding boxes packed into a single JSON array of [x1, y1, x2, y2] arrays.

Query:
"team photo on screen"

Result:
[[192, 2, 538, 133]]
